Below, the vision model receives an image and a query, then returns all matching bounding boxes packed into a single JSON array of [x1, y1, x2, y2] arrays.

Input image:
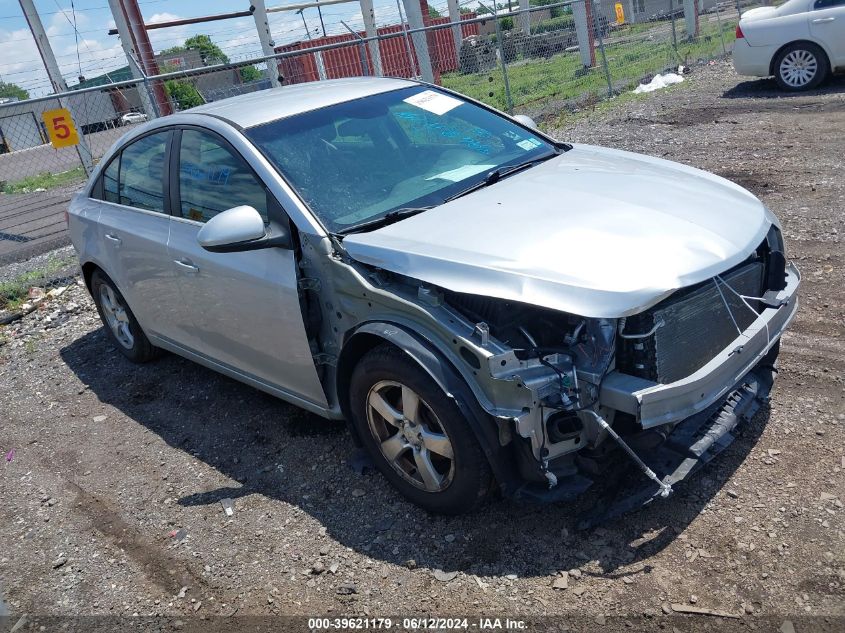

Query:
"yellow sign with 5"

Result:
[[42, 108, 80, 149]]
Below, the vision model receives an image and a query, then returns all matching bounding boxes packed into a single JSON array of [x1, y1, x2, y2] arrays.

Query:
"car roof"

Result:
[[187, 76, 419, 128]]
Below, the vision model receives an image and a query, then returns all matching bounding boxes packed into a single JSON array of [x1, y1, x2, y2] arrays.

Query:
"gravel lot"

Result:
[[1, 63, 843, 631]]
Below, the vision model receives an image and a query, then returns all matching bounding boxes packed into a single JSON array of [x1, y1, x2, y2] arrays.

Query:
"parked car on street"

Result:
[[120, 111, 148, 125], [67, 78, 799, 518], [733, 0, 844, 91]]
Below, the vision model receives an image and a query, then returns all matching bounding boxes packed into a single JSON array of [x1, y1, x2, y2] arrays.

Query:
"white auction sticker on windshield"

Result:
[[404, 90, 463, 115], [517, 137, 543, 151], [426, 164, 495, 182]]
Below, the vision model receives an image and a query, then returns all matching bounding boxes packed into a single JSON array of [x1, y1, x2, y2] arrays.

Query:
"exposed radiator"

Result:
[[618, 262, 765, 384]]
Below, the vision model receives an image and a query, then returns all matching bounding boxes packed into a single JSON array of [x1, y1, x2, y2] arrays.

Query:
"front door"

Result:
[[165, 127, 327, 407], [809, 0, 845, 66]]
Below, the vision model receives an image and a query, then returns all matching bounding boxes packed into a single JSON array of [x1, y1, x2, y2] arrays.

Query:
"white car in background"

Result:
[[120, 111, 148, 125], [733, 0, 844, 91]]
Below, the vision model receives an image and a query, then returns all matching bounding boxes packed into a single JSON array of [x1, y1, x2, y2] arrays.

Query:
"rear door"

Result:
[[94, 129, 184, 341], [809, 0, 845, 65], [165, 126, 327, 407]]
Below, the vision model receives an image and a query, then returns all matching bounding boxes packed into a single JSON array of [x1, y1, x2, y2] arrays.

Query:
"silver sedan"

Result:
[[68, 78, 799, 518]]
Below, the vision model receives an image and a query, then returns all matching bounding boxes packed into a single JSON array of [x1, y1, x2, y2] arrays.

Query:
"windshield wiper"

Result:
[[444, 152, 558, 203], [337, 206, 432, 236]]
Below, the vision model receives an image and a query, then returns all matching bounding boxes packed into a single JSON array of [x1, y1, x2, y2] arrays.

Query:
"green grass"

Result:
[[0, 255, 76, 312], [442, 18, 737, 112], [2, 165, 87, 194]]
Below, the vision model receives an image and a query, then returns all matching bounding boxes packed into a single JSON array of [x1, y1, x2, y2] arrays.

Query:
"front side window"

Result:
[[118, 131, 169, 212], [245, 86, 558, 234], [178, 129, 269, 223]]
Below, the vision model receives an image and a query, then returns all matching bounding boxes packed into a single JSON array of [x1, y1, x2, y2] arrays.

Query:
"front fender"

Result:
[[339, 321, 521, 495]]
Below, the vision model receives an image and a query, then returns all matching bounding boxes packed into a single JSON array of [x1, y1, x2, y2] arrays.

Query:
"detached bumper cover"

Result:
[[601, 262, 799, 429]]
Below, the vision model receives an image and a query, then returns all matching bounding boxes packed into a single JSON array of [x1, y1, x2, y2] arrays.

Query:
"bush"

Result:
[[531, 15, 575, 35]]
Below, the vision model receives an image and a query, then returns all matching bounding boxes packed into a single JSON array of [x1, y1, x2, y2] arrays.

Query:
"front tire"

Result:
[[349, 344, 492, 514], [774, 42, 828, 92], [90, 270, 158, 363]]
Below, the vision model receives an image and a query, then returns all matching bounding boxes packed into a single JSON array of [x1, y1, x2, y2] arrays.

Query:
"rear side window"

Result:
[[814, 0, 845, 8], [103, 156, 119, 203], [118, 132, 169, 212], [177, 129, 268, 223]]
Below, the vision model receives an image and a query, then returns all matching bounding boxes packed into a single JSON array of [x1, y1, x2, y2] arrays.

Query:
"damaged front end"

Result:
[[400, 229, 801, 525]]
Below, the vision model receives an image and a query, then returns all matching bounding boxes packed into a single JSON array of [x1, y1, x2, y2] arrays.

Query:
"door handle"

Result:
[[104, 233, 122, 245], [812, 16, 835, 22], [173, 259, 199, 273]]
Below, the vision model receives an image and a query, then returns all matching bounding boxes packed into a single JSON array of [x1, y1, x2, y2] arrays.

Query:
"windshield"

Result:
[[245, 86, 557, 234]]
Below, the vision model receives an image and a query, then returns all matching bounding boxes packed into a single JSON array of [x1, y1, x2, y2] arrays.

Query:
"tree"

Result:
[[161, 34, 229, 66], [160, 62, 204, 110], [459, 6, 473, 14], [530, 0, 564, 18], [428, 6, 442, 18], [0, 82, 29, 101], [239, 65, 263, 82]]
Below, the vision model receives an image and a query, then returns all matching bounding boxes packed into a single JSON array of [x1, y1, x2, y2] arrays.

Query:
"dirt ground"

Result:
[[1, 63, 843, 631]]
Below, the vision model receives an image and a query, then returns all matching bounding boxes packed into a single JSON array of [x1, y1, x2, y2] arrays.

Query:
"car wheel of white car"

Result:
[[91, 270, 158, 363], [349, 344, 492, 514], [774, 42, 828, 92]]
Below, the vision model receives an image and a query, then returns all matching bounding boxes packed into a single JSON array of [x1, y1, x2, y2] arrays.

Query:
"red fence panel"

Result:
[[276, 14, 478, 86]]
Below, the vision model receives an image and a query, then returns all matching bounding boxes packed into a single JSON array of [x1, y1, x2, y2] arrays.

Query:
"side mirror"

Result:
[[197, 205, 290, 253], [512, 114, 539, 131]]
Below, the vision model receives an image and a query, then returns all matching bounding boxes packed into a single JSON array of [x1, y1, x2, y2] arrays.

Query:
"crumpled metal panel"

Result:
[[344, 144, 773, 318]]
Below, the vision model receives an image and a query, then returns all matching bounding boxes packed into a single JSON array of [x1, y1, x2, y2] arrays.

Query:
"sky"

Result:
[[0, 0, 478, 98]]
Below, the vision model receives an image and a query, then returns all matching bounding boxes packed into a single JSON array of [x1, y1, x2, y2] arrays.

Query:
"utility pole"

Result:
[[106, 0, 157, 118], [121, 0, 172, 114], [251, 0, 282, 86], [18, 0, 93, 174]]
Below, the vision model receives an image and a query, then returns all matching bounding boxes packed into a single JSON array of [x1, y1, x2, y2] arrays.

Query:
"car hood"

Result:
[[343, 144, 772, 318]]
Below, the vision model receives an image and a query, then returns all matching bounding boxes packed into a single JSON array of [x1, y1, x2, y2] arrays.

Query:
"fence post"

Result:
[[573, 0, 596, 67], [402, 0, 435, 83], [670, 0, 678, 50], [592, 0, 613, 97], [713, 2, 728, 56], [518, 0, 531, 34], [360, 0, 384, 76], [251, 0, 282, 86], [446, 0, 463, 62], [683, 0, 699, 39]]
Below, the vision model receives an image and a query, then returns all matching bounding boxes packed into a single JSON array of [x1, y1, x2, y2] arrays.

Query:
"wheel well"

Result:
[[81, 261, 101, 293], [335, 332, 386, 425], [769, 40, 831, 76]]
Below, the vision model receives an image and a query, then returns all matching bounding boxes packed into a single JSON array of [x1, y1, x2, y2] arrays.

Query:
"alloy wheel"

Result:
[[99, 284, 134, 349], [366, 380, 455, 492]]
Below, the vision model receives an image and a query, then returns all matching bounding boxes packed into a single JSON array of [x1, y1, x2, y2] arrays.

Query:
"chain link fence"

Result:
[[0, 0, 766, 279]]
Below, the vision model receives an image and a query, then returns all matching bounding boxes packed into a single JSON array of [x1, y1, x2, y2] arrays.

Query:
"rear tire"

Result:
[[90, 270, 158, 363], [773, 42, 828, 92], [349, 344, 492, 514]]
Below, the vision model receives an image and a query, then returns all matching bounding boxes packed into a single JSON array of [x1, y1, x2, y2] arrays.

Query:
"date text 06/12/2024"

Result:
[[308, 618, 527, 630]]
